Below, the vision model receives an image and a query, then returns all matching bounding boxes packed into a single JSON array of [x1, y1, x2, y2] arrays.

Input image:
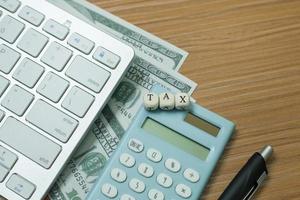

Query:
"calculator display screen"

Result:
[[142, 118, 210, 160]]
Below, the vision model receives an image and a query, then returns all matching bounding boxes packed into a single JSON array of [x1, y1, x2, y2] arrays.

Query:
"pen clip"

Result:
[[243, 172, 267, 200]]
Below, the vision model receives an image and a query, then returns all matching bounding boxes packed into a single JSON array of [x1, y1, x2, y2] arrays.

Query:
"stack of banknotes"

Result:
[[1, 1, 198, 199]]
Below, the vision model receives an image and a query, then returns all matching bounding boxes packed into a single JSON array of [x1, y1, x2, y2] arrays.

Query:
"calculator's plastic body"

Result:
[[87, 87, 235, 200]]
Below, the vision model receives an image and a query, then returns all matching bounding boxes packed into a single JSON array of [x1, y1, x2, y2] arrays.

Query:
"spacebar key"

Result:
[[0, 117, 61, 169]]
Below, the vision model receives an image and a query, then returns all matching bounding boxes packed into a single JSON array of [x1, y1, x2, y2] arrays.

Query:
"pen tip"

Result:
[[259, 145, 273, 162]]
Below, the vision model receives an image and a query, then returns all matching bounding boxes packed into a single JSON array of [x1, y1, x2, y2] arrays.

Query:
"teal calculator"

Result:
[[87, 88, 235, 200]]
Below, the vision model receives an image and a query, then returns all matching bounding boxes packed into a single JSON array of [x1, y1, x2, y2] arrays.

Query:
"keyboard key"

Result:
[[119, 153, 135, 168], [13, 58, 44, 88], [17, 28, 48, 57], [6, 174, 35, 199], [0, 15, 24, 43], [26, 100, 78, 143], [121, 194, 136, 200], [0, 75, 10, 96], [0, 44, 20, 73], [18, 5, 44, 26], [1, 85, 34, 116], [183, 168, 200, 183], [93, 47, 120, 69], [111, 168, 127, 183], [68, 33, 94, 54], [0, 164, 8, 182], [0, 117, 61, 168], [175, 184, 192, 198], [129, 178, 145, 193], [0, 109, 4, 122], [146, 148, 162, 163], [41, 42, 72, 71], [138, 163, 154, 178], [66, 56, 110, 93], [37, 72, 69, 103], [101, 183, 118, 198], [0, 145, 17, 169], [128, 138, 144, 153], [43, 19, 69, 40], [165, 158, 181, 173], [0, 0, 20, 13], [157, 173, 173, 188], [62, 86, 94, 117], [148, 189, 164, 200]]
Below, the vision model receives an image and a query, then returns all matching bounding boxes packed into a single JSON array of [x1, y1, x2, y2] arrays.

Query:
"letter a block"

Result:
[[159, 92, 175, 110]]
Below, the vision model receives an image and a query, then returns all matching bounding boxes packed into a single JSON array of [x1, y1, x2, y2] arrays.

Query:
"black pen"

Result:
[[218, 145, 273, 200]]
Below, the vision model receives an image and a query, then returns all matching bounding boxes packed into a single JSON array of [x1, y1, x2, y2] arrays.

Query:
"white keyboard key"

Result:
[[93, 46, 120, 69], [128, 138, 144, 153], [119, 153, 135, 168], [0, 44, 20, 74], [62, 86, 94, 117], [0, 145, 17, 169], [0, 0, 20, 13], [101, 183, 118, 198], [17, 28, 48, 57], [157, 173, 173, 188], [68, 33, 94, 54], [0, 109, 4, 122], [1, 85, 34, 116], [26, 100, 78, 143], [43, 19, 69, 40], [175, 184, 192, 198], [148, 189, 164, 200], [0, 75, 10, 96], [66, 56, 110, 93], [0, 117, 61, 168], [146, 148, 162, 163], [6, 174, 35, 199], [129, 178, 145, 193], [37, 72, 69, 103], [120, 194, 136, 200], [165, 158, 181, 173], [138, 163, 154, 178], [18, 6, 44, 26], [41, 42, 72, 71], [0, 164, 8, 182], [183, 168, 200, 183], [13, 58, 44, 88], [0, 15, 24, 43], [110, 168, 127, 183]]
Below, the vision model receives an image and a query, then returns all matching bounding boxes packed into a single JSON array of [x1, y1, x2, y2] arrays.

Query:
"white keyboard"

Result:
[[0, 0, 134, 199]]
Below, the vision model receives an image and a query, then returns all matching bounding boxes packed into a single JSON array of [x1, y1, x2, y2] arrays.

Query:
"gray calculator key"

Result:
[[0, 44, 20, 74], [0, 117, 61, 169], [13, 58, 44, 88], [1, 85, 34, 116], [66, 56, 110, 93], [26, 100, 78, 143], [0, 164, 8, 182], [6, 174, 35, 199], [41, 42, 72, 71], [0, 145, 17, 169], [62, 86, 94, 118], [17, 28, 48, 57], [0, 15, 24, 43], [0, 109, 5, 122], [0, 0, 20, 13], [37, 72, 69, 103], [93, 47, 120, 69], [68, 33, 94, 54], [43, 19, 69, 40], [0, 75, 10, 96], [18, 5, 44, 26]]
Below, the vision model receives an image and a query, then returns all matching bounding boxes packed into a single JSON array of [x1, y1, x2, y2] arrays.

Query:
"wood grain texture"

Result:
[[87, 0, 300, 200]]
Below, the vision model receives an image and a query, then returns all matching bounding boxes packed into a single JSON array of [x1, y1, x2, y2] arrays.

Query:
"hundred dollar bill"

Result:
[[47, 0, 188, 71]]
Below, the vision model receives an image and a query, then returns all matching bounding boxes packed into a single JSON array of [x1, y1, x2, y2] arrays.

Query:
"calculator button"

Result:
[[120, 153, 135, 168], [0, 145, 18, 169], [146, 148, 162, 163], [128, 138, 144, 153], [148, 189, 164, 200], [156, 173, 173, 188], [18, 6, 44, 26], [183, 168, 200, 183], [111, 168, 127, 183], [138, 163, 154, 178], [101, 183, 118, 198], [120, 194, 136, 200], [165, 158, 181, 173], [6, 174, 36, 199], [175, 184, 192, 198], [43, 19, 69, 40], [129, 178, 145, 193], [0, 0, 20, 13]]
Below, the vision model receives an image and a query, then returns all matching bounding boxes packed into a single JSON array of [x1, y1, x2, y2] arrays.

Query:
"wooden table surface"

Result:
[[87, 0, 300, 199]]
